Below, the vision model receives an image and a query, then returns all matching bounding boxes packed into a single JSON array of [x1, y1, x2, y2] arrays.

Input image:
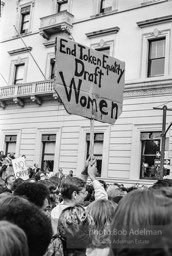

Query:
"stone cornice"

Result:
[[137, 14, 172, 28], [124, 79, 172, 98], [86, 27, 120, 38], [8, 47, 32, 56]]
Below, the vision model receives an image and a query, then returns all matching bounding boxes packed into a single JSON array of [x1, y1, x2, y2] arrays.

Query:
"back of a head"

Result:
[[0, 195, 52, 256], [107, 185, 125, 202], [151, 179, 172, 189], [14, 182, 49, 208], [58, 205, 94, 251], [60, 176, 86, 200], [111, 189, 172, 256], [0, 220, 29, 256], [87, 199, 116, 248]]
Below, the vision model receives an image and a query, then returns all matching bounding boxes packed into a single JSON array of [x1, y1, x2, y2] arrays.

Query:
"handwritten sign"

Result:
[[55, 37, 125, 125], [12, 157, 29, 180]]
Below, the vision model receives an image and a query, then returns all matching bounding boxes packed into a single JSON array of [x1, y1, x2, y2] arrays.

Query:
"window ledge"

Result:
[[86, 26, 120, 38], [8, 47, 32, 56], [137, 14, 172, 28]]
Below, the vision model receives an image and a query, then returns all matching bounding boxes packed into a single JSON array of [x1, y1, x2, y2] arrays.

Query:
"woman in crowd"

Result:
[[0, 220, 29, 256], [57, 205, 94, 256], [86, 199, 117, 256], [111, 188, 172, 256]]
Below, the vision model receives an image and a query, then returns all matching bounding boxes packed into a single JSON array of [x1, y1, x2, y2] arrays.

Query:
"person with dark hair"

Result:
[[11, 178, 24, 192], [151, 178, 172, 189], [14, 182, 50, 212], [0, 220, 29, 256], [3, 175, 15, 193], [83, 184, 94, 207], [0, 195, 52, 256], [111, 188, 172, 256], [51, 176, 87, 234]]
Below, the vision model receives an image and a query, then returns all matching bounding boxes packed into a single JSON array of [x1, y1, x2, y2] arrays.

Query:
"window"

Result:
[[100, 0, 113, 13], [86, 133, 104, 177], [14, 64, 25, 84], [140, 132, 161, 179], [50, 58, 55, 79], [5, 135, 17, 156], [20, 6, 31, 34], [41, 134, 56, 172], [96, 46, 110, 55], [148, 38, 165, 77], [57, 0, 68, 12]]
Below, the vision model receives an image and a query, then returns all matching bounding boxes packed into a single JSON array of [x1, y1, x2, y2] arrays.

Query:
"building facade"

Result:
[[0, 0, 172, 186]]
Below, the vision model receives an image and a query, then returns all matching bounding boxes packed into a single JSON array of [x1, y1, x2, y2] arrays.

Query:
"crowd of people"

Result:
[[0, 151, 172, 256]]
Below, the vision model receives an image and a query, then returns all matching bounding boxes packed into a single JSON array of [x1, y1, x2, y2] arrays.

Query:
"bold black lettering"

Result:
[[59, 71, 82, 104], [78, 44, 86, 60], [87, 96, 97, 113], [60, 38, 68, 54], [99, 99, 108, 115], [75, 59, 84, 77], [103, 54, 108, 69], [117, 69, 125, 83], [80, 96, 87, 107], [111, 102, 118, 119]]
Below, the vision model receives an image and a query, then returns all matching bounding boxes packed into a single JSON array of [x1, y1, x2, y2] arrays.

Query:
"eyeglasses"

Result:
[[78, 190, 86, 195]]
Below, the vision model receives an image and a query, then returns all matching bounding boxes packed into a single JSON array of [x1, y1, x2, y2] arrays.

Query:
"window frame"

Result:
[[41, 134, 56, 172], [20, 6, 31, 34], [92, 0, 117, 16], [57, 0, 68, 13], [140, 27, 170, 80], [5, 135, 17, 156], [147, 37, 165, 78], [50, 58, 55, 79], [9, 57, 28, 85], [0, 130, 21, 159], [15, 1, 34, 36], [35, 128, 61, 174], [77, 126, 110, 178], [14, 63, 25, 84], [140, 132, 161, 180], [100, 0, 113, 13], [86, 133, 104, 177]]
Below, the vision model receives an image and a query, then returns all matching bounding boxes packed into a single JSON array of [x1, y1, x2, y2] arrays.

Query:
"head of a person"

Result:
[[38, 179, 57, 210], [111, 188, 172, 256], [0, 195, 52, 256], [58, 205, 94, 252], [84, 184, 94, 205], [0, 220, 29, 256], [11, 178, 24, 192], [14, 182, 49, 212], [87, 199, 117, 248], [60, 176, 87, 205], [5, 175, 15, 188], [151, 179, 172, 189], [107, 185, 125, 203], [49, 174, 60, 188]]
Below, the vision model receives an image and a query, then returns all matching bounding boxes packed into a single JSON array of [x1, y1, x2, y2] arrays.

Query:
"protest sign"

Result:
[[12, 157, 29, 180], [55, 37, 125, 125]]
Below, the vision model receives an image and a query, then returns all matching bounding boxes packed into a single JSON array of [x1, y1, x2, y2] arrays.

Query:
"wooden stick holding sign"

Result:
[[89, 118, 94, 163]]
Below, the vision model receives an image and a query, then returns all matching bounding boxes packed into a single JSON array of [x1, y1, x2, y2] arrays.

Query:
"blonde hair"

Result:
[[87, 199, 116, 248], [0, 220, 29, 256]]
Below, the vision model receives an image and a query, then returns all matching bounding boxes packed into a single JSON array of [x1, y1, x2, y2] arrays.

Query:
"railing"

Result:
[[0, 80, 55, 100]]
